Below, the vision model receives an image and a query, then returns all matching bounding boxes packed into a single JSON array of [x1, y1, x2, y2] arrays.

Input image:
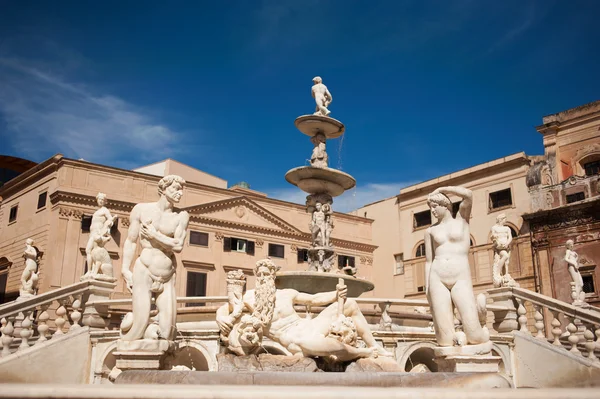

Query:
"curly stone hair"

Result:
[[157, 175, 186, 196]]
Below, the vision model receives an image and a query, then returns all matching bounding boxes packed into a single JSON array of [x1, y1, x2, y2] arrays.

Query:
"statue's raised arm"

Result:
[[430, 186, 472, 221]]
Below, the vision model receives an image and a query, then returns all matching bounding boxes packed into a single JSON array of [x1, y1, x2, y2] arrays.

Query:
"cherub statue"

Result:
[[565, 239, 585, 304], [312, 76, 333, 117], [490, 214, 518, 288], [310, 202, 328, 247], [83, 193, 117, 281], [19, 238, 40, 299], [310, 133, 328, 168]]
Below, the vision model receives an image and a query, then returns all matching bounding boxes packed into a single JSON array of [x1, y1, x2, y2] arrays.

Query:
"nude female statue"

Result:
[[565, 239, 584, 302], [120, 175, 189, 341], [425, 186, 489, 347]]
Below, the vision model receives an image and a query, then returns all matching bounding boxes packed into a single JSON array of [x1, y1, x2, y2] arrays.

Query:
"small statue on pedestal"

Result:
[[490, 214, 518, 288], [310, 133, 328, 169], [565, 239, 586, 306], [119, 175, 189, 345], [18, 238, 40, 299], [82, 192, 117, 282], [312, 76, 333, 117]]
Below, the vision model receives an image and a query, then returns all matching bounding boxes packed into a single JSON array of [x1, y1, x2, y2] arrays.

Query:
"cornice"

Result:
[[0, 154, 63, 198], [541, 100, 600, 125], [524, 198, 600, 233], [50, 190, 135, 213]]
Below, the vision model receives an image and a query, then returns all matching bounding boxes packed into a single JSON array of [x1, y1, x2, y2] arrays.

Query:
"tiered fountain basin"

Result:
[[285, 166, 356, 197], [294, 115, 345, 139], [275, 271, 374, 297]]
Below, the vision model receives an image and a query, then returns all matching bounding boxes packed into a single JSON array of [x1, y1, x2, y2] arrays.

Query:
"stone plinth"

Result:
[[434, 342, 499, 373], [285, 166, 356, 197], [217, 354, 320, 372], [275, 271, 374, 297], [114, 340, 176, 372], [81, 280, 117, 329], [487, 287, 519, 333], [294, 115, 345, 139]]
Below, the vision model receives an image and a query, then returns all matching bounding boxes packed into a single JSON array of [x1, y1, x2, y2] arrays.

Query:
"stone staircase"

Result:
[[0, 282, 598, 387]]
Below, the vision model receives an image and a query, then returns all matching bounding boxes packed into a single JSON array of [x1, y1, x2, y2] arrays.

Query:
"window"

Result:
[[81, 215, 92, 232], [509, 227, 518, 238], [584, 160, 600, 176], [268, 243, 285, 258], [415, 242, 426, 258], [37, 192, 48, 209], [0, 273, 6, 304], [582, 274, 595, 295], [413, 210, 431, 229], [297, 248, 309, 263], [186, 271, 207, 307], [566, 192, 585, 204], [189, 231, 209, 246], [394, 253, 404, 275], [223, 237, 255, 255], [8, 205, 18, 223], [489, 188, 512, 210], [338, 255, 355, 269]]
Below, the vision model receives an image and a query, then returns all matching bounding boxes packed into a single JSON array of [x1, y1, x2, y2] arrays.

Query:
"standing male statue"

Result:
[[120, 175, 189, 341], [83, 192, 117, 281], [217, 259, 392, 361], [490, 214, 517, 288], [19, 238, 40, 299], [310, 202, 327, 247], [312, 76, 333, 117], [565, 239, 585, 304], [425, 186, 489, 348]]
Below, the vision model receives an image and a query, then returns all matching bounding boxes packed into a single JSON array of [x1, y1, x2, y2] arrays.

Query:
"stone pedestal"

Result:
[[433, 341, 499, 373], [487, 287, 519, 333], [81, 280, 116, 329], [114, 339, 176, 371]]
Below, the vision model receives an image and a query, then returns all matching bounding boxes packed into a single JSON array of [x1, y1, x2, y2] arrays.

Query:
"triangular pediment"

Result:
[[184, 196, 303, 235]]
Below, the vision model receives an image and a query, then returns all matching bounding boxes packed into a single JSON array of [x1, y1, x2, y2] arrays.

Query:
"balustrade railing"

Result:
[[489, 287, 600, 365], [0, 280, 115, 358]]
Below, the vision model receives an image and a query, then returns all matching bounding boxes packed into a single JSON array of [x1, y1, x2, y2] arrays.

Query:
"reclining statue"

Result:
[[217, 259, 392, 362]]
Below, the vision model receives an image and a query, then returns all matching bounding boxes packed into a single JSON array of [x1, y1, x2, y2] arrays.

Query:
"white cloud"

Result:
[[266, 181, 416, 214], [0, 57, 182, 166]]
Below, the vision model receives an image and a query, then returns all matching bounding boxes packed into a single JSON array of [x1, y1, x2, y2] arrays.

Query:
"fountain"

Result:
[[277, 76, 374, 297]]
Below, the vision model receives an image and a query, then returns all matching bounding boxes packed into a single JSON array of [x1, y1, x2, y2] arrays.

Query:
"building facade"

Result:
[[0, 156, 375, 304], [525, 100, 600, 307], [359, 152, 535, 300]]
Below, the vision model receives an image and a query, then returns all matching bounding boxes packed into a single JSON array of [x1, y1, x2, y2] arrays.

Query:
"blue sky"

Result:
[[1, 1, 599, 212]]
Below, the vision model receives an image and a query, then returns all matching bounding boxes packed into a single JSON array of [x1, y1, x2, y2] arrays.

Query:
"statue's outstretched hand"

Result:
[[217, 315, 234, 335], [336, 283, 347, 300]]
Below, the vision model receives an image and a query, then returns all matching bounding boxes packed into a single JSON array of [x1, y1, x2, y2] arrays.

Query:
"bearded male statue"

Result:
[[216, 259, 392, 362]]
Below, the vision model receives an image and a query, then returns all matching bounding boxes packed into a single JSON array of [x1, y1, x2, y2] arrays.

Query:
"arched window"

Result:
[[509, 227, 518, 238], [415, 242, 426, 258]]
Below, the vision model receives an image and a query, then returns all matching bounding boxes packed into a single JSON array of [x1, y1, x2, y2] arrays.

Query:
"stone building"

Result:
[[0, 156, 375, 304], [524, 100, 600, 307], [358, 152, 535, 300]]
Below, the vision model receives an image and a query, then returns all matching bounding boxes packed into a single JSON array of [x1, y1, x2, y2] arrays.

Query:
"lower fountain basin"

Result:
[[275, 271, 374, 297], [285, 166, 356, 197]]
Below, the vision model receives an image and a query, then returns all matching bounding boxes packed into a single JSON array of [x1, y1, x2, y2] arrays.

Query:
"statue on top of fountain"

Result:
[[217, 259, 392, 361], [312, 76, 333, 117]]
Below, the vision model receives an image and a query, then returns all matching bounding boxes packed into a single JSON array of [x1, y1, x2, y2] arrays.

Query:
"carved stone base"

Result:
[[80, 274, 117, 283], [434, 341, 498, 373], [81, 280, 117, 329], [307, 246, 336, 273], [500, 273, 519, 288], [435, 355, 501, 373], [114, 339, 176, 371], [487, 287, 518, 333], [217, 354, 320, 372]]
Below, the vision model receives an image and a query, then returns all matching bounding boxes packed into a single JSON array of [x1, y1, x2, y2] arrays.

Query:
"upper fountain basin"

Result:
[[295, 115, 345, 139]]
